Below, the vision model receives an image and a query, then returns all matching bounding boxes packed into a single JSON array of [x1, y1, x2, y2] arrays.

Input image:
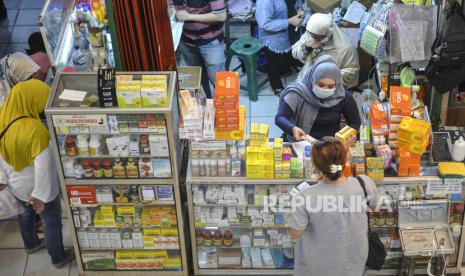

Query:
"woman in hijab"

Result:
[[275, 55, 361, 142], [292, 13, 359, 88], [26, 32, 51, 82], [0, 80, 75, 268], [0, 52, 41, 105]]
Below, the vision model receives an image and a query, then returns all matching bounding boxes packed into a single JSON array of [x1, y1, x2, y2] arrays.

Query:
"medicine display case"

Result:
[[186, 169, 465, 275], [45, 72, 187, 275]]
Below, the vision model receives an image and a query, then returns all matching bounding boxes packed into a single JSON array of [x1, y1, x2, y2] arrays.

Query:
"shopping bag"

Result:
[[0, 187, 24, 219]]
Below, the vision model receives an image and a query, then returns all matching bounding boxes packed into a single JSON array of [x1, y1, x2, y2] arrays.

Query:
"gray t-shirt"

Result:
[[289, 176, 380, 276]]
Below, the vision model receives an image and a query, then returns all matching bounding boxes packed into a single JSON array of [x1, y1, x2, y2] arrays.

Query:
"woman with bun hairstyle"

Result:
[[288, 137, 380, 276]]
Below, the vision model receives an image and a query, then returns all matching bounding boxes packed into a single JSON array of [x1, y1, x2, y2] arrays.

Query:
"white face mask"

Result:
[[313, 86, 336, 99]]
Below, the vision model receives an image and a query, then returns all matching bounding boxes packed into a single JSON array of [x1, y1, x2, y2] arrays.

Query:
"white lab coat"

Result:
[[292, 23, 360, 88]]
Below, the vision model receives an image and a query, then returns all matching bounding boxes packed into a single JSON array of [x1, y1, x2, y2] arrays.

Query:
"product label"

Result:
[[98, 69, 118, 108], [191, 141, 227, 151], [67, 186, 97, 205], [53, 114, 108, 127], [426, 179, 464, 195]]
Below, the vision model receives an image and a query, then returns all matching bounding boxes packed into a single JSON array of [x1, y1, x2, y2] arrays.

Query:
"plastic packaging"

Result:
[[388, 4, 437, 65], [89, 135, 101, 156], [0, 187, 25, 219], [453, 137, 465, 162], [303, 146, 312, 178]]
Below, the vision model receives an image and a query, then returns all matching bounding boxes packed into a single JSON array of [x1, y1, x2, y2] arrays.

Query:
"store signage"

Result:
[[426, 179, 464, 195], [52, 114, 108, 127], [98, 68, 118, 108], [67, 186, 97, 206]]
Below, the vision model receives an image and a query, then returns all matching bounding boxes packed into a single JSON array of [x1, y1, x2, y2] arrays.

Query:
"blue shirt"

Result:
[[255, 0, 302, 53]]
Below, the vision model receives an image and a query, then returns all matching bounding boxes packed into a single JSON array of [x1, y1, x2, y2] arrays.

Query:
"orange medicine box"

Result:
[[216, 116, 240, 124], [215, 106, 246, 140], [215, 105, 239, 116], [370, 103, 388, 129], [390, 86, 411, 112], [215, 72, 239, 101]]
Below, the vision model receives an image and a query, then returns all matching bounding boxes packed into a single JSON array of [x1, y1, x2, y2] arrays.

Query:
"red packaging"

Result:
[[67, 185, 97, 205]]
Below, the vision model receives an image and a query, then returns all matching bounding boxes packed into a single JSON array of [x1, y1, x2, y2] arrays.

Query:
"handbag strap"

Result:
[[0, 116, 29, 141], [356, 176, 371, 231]]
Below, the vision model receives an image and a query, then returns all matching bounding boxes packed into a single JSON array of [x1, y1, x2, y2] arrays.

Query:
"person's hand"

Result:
[[0, 184, 6, 191], [305, 40, 321, 49], [288, 14, 304, 27], [292, 127, 306, 141], [27, 196, 45, 214], [176, 10, 191, 22]]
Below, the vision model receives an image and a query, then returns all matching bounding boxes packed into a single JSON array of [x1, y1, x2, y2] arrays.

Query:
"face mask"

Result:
[[313, 86, 336, 99]]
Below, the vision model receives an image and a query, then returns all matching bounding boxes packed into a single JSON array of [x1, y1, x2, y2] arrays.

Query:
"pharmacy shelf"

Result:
[[196, 245, 294, 250], [71, 201, 176, 207], [64, 179, 177, 185], [195, 226, 288, 230], [187, 176, 308, 185], [62, 155, 169, 159], [193, 203, 274, 208], [81, 247, 181, 251], [46, 72, 189, 276], [370, 225, 398, 229], [75, 225, 177, 230], [83, 270, 184, 276], [196, 269, 292, 275], [187, 176, 441, 185]]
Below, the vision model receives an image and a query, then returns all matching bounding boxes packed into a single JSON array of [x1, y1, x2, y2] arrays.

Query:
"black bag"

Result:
[[426, 3, 465, 93], [356, 176, 387, 271]]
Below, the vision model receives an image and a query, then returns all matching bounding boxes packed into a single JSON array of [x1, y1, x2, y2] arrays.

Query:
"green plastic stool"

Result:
[[225, 36, 268, 102]]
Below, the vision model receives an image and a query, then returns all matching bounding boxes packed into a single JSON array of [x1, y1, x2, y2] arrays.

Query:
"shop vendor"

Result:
[[275, 55, 361, 142]]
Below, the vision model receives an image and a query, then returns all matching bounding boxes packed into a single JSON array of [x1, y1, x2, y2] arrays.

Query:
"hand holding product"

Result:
[[292, 127, 306, 141]]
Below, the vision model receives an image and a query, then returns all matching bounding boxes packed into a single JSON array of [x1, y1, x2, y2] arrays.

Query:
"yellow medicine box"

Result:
[[117, 206, 136, 217]]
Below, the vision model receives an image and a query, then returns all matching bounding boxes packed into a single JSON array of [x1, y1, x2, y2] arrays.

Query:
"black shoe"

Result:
[[25, 238, 46, 254], [53, 249, 75, 269], [274, 88, 283, 96]]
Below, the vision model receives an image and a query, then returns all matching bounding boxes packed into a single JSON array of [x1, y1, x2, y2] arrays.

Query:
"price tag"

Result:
[[426, 179, 446, 195], [446, 178, 463, 194]]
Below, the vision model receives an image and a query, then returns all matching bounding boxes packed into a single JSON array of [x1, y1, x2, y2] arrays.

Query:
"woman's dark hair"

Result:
[[311, 136, 347, 181], [26, 32, 47, 55]]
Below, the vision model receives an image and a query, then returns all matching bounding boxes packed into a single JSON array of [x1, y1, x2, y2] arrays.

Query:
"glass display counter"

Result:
[[186, 168, 465, 275], [45, 71, 187, 275]]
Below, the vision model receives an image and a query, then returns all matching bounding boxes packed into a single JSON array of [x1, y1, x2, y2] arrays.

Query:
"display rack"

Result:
[[45, 72, 187, 275], [186, 171, 465, 275], [39, 0, 116, 71]]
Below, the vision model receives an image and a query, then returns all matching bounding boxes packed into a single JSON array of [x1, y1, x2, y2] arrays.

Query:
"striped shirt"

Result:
[[169, 0, 226, 46]]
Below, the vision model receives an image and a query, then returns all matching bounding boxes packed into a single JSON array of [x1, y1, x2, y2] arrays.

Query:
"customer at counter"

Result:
[[0, 80, 75, 268], [256, 0, 304, 95], [292, 13, 359, 88], [289, 137, 380, 276], [169, 0, 227, 98], [275, 55, 361, 142]]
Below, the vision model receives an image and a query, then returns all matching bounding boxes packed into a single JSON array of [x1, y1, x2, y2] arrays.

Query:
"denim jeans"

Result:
[[178, 39, 225, 98], [17, 195, 66, 265]]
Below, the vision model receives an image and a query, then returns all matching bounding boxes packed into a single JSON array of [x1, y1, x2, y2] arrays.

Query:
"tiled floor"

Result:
[[0, 0, 43, 57], [0, 196, 76, 276]]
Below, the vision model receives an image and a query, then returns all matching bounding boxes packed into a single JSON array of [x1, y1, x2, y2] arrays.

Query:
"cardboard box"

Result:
[[306, 0, 340, 13], [82, 252, 115, 270], [218, 248, 242, 268]]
